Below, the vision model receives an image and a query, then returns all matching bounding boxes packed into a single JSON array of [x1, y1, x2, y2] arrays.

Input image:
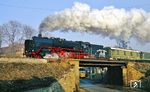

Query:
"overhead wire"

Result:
[[0, 3, 56, 11], [0, 2, 149, 11]]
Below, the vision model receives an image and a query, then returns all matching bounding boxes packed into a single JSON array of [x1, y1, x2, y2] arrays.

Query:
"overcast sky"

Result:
[[0, 0, 150, 52]]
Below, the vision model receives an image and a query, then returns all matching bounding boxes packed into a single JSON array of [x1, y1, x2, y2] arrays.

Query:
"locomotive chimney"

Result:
[[38, 33, 42, 37], [38, 30, 42, 37]]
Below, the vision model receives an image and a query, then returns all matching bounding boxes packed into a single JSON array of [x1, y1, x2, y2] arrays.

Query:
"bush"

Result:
[[141, 69, 150, 92], [145, 69, 150, 77]]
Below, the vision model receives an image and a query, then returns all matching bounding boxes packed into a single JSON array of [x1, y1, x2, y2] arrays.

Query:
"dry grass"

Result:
[[133, 62, 150, 73], [128, 62, 150, 91], [0, 58, 75, 92], [0, 61, 72, 80], [0, 57, 47, 63]]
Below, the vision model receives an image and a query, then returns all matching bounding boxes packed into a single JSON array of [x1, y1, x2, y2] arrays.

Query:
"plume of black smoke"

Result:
[[39, 2, 150, 43]]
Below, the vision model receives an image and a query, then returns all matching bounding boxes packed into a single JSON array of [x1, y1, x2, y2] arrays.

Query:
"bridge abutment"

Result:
[[122, 62, 144, 86]]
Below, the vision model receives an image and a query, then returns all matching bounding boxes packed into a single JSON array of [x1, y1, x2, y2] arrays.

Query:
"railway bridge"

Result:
[[79, 59, 127, 86], [69, 59, 145, 87]]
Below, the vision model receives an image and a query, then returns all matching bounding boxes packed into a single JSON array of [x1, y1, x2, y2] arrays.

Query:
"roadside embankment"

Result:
[[0, 58, 79, 92], [133, 62, 150, 92]]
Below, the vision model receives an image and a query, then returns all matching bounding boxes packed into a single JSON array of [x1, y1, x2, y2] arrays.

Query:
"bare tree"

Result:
[[1, 20, 35, 56], [2, 21, 22, 54], [2, 21, 21, 46], [23, 25, 35, 39], [18, 24, 35, 44]]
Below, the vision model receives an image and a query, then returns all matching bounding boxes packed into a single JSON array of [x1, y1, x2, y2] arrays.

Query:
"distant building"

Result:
[[0, 43, 24, 57]]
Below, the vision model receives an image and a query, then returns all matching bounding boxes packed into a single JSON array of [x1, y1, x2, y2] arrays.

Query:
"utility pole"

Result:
[[0, 26, 2, 49], [117, 39, 129, 49], [0, 34, 2, 54], [0, 35, 2, 48]]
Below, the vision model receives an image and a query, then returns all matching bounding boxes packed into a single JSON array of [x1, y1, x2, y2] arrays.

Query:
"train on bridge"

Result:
[[24, 34, 150, 61]]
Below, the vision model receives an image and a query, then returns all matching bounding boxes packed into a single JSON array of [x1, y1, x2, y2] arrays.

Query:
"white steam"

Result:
[[40, 2, 150, 42]]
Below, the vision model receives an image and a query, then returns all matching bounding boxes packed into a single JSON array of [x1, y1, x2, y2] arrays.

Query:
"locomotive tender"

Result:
[[24, 35, 150, 61]]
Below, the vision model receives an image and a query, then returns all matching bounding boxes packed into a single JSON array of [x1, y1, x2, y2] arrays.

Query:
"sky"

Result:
[[0, 0, 150, 52]]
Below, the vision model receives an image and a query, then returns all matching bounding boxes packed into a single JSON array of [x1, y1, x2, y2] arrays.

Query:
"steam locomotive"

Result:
[[24, 34, 150, 61], [24, 34, 104, 59]]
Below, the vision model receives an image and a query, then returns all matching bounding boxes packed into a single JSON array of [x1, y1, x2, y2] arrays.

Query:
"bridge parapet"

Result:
[[79, 59, 127, 67]]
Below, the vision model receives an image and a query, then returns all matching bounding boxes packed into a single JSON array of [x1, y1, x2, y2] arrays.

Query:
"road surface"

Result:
[[80, 79, 121, 92], [80, 79, 144, 92]]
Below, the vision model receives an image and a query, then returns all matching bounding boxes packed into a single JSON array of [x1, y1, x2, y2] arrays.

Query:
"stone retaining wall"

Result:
[[123, 62, 145, 86]]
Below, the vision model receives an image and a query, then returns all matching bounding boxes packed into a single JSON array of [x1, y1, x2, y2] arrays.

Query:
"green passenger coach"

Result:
[[141, 52, 150, 60], [104, 47, 141, 60]]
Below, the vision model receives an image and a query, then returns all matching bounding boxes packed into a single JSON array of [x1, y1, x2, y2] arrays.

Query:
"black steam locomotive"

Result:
[[24, 34, 103, 58]]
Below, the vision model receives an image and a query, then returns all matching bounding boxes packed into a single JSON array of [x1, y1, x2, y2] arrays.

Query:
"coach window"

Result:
[[124, 51, 126, 55], [130, 52, 133, 56], [117, 50, 119, 55], [111, 51, 113, 56], [137, 53, 139, 57]]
